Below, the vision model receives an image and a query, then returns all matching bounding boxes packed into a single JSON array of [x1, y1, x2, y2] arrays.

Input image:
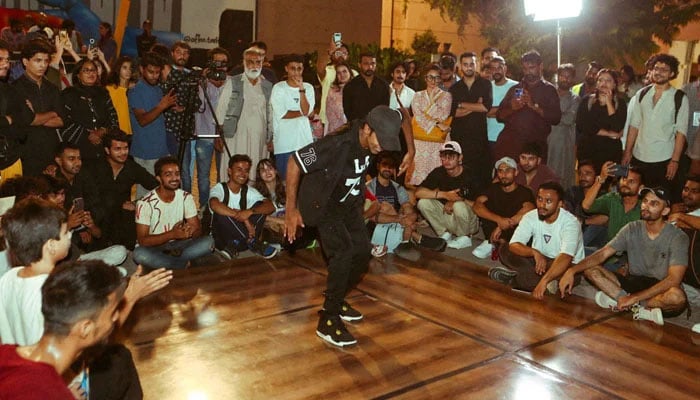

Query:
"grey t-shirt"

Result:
[[608, 220, 689, 280]]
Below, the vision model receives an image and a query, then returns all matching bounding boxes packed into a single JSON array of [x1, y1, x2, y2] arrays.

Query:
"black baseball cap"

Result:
[[366, 105, 401, 152], [639, 186, 671, 207]]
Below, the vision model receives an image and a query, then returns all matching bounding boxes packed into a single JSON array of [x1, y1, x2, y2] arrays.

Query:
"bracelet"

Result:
[[299, 89, 306, 93]]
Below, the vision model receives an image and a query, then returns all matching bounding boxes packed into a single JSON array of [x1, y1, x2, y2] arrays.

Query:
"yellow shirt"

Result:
[[107, 85, 132, 134]]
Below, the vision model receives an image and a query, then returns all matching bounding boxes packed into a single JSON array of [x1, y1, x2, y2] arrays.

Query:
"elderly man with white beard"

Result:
[[216, 47, 274, 181]]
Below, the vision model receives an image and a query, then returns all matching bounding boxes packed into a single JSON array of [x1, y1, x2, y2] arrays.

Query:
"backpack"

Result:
[[638, 85, 685, 124]]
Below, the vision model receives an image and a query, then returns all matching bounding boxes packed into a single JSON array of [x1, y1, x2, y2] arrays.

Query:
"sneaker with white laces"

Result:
[[447, 235, 472, 249], [439, 232, 453, 242], [594, 291, 618, 310], [471, 241, 494, 259], [316, 313, 357, 347], [692, 323, 700, 334], [632, 305, 664, 326], [488, 266, 517, 285], [339, 302, 363, 322]]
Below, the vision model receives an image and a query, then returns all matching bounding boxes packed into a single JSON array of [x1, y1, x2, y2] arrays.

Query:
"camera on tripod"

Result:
[[206, 60, 228, 81]]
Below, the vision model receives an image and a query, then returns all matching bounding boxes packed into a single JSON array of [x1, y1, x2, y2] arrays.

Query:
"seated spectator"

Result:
[[365, 152, 446, 255], [209, 154, 278, 259], [560, 187, 688, 326], [564, 160, 609, 250], [488, 182, 585, 299], [472, 157, 535, 258], [93, 129, 158, 249], [415, 141, 479, 249], [582, 161, 643, 257], [0, 199, 171, 397], [515, 142, 560, 195], [0, 260, 125, 399], [134, 156, 214, 269], [253, 158, 285, 236]]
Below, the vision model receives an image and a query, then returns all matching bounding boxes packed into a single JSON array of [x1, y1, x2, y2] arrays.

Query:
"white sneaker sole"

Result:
[[316, 330, 357, 347], [340, 314, 363, 322]]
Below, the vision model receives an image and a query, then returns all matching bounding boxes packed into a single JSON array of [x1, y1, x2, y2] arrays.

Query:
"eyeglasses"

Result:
[[81, 68, 97, 73], [425, 75, 440, 81], [653, 66, 670, 73]]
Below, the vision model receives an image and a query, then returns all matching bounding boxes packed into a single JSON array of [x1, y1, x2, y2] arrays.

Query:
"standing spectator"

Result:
[[128, 52, 175, 196], [97, 22, 117, 65], [134, 156, 214, 269], [324, 62, 352, 134], [576, 68, 627, 172], [449, 51, 492, 191], [404, 58, 421, 91], [216, 47, 273, 181], [270, 54, 315, 178], [181, 47, 229, 204], [317, 40, 355, 132], [682, 78, 700, 177], [618, 64, 642, 104], [493, 50, 561, 162], [572, 61, 602, 97], [623, 53, 689, 196], [136, 19, 157, 58], [230, 41, 277, 83], [61, 58, 119, 166], [343, 52, 389, 122], [389, 61, 415, 111], [60, 20, 85, 54], [0, 40, 32, 179], [0, 19, 26, 52], [161, 41, 198, 157], [13, 40, 64, 176], [437, 53, 458, 91], [409, 64, 452, 186], [486, 56, 518, 154], [106, 56, 135, 134], [548, 63, 580, 189], [479, 47, 499, 80]]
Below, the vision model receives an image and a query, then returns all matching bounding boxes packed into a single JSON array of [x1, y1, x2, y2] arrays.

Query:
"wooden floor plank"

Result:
[[390, 356, 614, 400], [520, 317, 700, 400]]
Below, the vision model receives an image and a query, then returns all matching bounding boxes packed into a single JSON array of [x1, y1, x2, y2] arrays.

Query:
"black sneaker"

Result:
[[395, 242, 420, 262], [416, 235, 447, 252], [249, 239, 279, 259], [488, 266, 518, 285], [316, 313, 357, 347], [340, 302, 363, 322]]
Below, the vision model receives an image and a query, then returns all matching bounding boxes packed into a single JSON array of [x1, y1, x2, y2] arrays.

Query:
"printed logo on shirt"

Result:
[[298, 148, 317, 166], [544, 234, 552, 243], [339, 156, 371, 202]]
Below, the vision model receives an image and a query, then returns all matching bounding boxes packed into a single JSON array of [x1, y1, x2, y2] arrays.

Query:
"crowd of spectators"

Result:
[[1, 15, 700, 391]]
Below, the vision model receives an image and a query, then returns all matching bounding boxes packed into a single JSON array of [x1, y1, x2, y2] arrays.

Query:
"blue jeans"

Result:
[[182, 139, 219, 206], [133, 236, 214, 270], [275, 152, 293, 180]]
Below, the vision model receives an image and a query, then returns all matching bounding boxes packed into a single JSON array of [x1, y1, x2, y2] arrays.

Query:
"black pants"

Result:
[[318, 202, 371, 315], [632, 157, 682, 202], [211, 208, 266, 251]]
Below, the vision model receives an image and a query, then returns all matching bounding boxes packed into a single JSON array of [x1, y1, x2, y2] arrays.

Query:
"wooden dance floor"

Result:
[[121, 248, 700, 399]]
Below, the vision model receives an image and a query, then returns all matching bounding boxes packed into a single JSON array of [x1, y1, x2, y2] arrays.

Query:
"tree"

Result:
[[420, 0, 700, 71], [411, 29, 440, 65]]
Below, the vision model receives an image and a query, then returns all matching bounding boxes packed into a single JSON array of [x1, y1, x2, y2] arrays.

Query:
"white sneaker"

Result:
[[692, 323, 700, 334], [471, 241, 494, 259], [594, 291, 618, 310], [632, 305, 664, 326], [447, 236, 472, 249], [439, 232, 453, 242], [546, 280, 559, 295]]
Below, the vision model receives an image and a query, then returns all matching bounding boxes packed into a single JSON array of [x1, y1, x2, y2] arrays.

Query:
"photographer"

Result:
[[415, 141, 480, 249], [181, 47, 229, 207]]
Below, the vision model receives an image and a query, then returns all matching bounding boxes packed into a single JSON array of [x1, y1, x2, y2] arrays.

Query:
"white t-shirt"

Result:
[[209, 183, 266, 212], [510, 208, 585, 263], [487, 78, 518, 142], [270, 81, 315, 154], [0, 267, 47, 346], [0, 250, 11, 277], [136, 189, 198, 235], [389, 84, 415, 110], [689, 208, 700, 217]]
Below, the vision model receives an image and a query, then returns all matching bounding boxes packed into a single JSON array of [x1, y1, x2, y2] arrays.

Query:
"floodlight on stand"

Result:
[[523, 0, 583, 72]]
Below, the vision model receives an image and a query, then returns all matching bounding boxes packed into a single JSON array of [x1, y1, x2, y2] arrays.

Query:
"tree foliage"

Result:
[[420, 0, 700, 69], [411, 29, 440, 65]]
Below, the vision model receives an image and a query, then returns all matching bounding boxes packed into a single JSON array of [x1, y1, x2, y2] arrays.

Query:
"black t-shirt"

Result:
[[419, 165, 477, 202], [294, 123, 371, 222], [374, 181, 400, 211], [342, 75, 390, 121], [481, 183, 534, 218], [449, 76, 492, 145]]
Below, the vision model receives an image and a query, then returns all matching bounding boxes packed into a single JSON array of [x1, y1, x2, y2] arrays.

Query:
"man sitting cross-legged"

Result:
[[560, 187, 688, 326], [364, 152, 446, 256], [209, 154, 279, 259], [472, 156, 535, 258], [134, 156, 215, 269], [488, 182, 585, 299]]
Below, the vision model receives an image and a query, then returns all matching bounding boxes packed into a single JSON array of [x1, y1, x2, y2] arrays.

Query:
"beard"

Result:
[[245, 67, 261, 80]]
